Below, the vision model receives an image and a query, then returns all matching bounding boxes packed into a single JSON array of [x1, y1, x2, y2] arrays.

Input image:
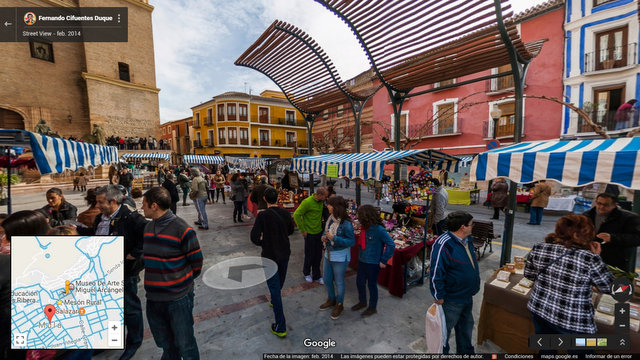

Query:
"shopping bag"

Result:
[[425, 303, 447, 354]]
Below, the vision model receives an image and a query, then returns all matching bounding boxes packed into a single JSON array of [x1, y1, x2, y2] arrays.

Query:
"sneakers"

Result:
[[330, 303, 344, 320], [194, 221, 202, 226], [270, 323, 286, 338], [316, 278, 324, 285], [361, 307, 377, 317], [319, 299, 336, 310], [304, 275, 313, 283], [351, 302, 367, 311], [198, 226, 209, 230]]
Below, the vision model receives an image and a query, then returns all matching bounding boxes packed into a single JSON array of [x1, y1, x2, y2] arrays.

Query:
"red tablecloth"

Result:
[[247, 198, 299, 217], [486, 192, 532, 204], [348, 241, 425, 298]]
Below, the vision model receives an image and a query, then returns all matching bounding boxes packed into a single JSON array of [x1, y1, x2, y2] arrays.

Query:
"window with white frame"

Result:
[[491, 64, 514, 91], [389, 111, 409, 140], [228, 127, 238, 144], [227, 103, 236, 121], [432, 100, 457, 135], [286, 131, 296, 147], [487, 100, 525, 137], [285, 110, 296, 125], [207, 130, 214, 146], [195, 113, 200, 127], [337, 105, 344, 117], [218, 127, 226, 144], [434, 78, 456, 89], [240, 127, 249, 145], [217, 104, 225, 121]]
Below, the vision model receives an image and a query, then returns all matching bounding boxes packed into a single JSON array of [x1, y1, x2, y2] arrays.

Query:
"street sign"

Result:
[[487, 139, 500, 150], [326, 164, 338, 178]]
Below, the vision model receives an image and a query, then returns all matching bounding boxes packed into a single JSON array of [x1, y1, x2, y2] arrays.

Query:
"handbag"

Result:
[[425, 303, 447, 353]]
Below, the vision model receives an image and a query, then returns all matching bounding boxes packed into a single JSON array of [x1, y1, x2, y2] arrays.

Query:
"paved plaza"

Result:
[[5, 182, 633, 358]]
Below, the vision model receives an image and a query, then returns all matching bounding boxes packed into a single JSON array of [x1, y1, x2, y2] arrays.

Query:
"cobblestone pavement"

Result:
[[4, 183, 634, 358]]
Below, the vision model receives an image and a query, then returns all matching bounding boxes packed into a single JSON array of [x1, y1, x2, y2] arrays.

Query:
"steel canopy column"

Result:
[[494, 0, 531, 267], [306, 114, 315, 194], [352, 100, 362, 206], [389, 89, 407, 181]]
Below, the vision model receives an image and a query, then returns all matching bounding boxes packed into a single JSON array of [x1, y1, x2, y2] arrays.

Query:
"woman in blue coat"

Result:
[[319, 196, 355, 320], [352, 204, 395, 317]]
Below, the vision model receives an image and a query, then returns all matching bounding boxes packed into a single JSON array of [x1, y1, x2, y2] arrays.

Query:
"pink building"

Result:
[[371, 0, 566, 160]]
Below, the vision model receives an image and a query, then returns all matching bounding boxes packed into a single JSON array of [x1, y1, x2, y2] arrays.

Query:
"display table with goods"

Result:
[[477, 263, 640, 354], [348, 210, 433, 298], [486, 191, 532, 205], [247, 189, 307, 216]]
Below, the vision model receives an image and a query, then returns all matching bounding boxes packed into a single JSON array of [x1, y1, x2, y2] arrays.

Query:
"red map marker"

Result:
[[44, 305, 56, 324]]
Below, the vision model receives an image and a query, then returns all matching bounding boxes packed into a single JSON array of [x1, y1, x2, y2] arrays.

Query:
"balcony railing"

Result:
[[206, 138, 214, 147], [250, 115, 306, 127], [240, 138, 249, 145], [228, 138, 238, 145], [193, 122, 201, 129], [286, 141, 296, 147], [218, 137, 226, 145], [584, 43, 637, 73], [576, 110, 639, 133], [204, 117, 213, 126], [193, 140, 202, 148], [260, 140, 270, 146]]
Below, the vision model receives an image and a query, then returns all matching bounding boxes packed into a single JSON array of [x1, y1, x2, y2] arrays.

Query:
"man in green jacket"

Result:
[[293, 187, 328, 283]]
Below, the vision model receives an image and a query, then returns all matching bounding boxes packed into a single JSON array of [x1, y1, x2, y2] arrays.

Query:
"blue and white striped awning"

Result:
[[459, 156, 474, 167], [121, 153, 170, 161], [225, 156, 270, 169], [0, 130, 118, 175], [184, 155, 224, 164], [471, 138, 640, 189], [292, 149, 462, 181]]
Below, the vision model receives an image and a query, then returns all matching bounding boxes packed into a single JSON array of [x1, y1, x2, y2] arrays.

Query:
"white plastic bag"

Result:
[[425, 303, 447, 353]]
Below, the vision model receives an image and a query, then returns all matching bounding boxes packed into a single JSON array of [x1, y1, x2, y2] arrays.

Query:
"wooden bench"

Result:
[[472, 220, 499, 259]]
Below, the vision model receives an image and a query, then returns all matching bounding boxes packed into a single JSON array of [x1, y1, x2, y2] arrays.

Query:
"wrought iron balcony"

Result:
[[193, 140, 202, 148], [206, 138, 215, 147], [584, 43, 637, 73], [575, 110, 639, 133]]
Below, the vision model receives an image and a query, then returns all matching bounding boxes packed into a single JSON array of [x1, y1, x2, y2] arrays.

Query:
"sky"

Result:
[[151, 0, 551, 123]]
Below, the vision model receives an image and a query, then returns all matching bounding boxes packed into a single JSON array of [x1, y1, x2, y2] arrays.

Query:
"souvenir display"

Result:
[[510, 284, 530, 296], [496, 270, 511, 282], [276, 190, 307, 209], [390, 173, 436, 203], [517, 278, 533, 288]]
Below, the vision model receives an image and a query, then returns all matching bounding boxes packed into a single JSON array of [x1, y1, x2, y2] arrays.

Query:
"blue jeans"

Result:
[[243, 197, 248, 215], [442, 301, 475, 354], [194, 197, 208, 227], [146, 290, 199, 360], [323, 258, 348, 303], [303, 233, 323, 280], [121, 275, 143, 360], [531, 312, 591, 355], [356, 262, 380, 310], [529, 206, 543, 224], [266, 259, 289, 333]]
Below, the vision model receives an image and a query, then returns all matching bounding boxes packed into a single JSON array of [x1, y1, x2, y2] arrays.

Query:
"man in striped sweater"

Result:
[[141, 187, 204, 360]]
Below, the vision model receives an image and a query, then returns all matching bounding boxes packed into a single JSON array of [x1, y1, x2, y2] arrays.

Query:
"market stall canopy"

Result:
[[470, 138, 640, 189], [184, 155, 224, 165], [121, 153, 170, 161], [292, 150, 462, 181], [0, 130, 118, 174], [459, 156, 475, 168], [225, 156, 271, 169]]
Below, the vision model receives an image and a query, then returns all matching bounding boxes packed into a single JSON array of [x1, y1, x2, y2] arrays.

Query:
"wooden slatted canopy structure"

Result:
[[314, 0, 547, 266], [235, 20, 381, 202]]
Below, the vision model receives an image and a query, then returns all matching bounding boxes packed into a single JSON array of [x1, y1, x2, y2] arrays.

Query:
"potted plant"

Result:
[[0, 173, 20, 205]]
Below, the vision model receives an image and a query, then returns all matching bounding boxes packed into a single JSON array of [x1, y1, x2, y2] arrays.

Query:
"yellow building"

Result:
[[191, 90, 308, 159]]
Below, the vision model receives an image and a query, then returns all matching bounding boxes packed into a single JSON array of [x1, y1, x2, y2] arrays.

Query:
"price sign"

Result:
[[326, 164, 339, 178]]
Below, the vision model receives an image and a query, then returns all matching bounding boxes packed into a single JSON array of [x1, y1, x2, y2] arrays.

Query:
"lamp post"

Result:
[[490, 105, 502, 140]]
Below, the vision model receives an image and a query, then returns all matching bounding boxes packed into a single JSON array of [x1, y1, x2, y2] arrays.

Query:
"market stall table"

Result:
[[544, 195, 577, 212], [444, 188, 481, 205], [247, 198, 299, 217], [348, 241, 424, 298], [477, 271, 640, 354], [486, 192, 532, 204]]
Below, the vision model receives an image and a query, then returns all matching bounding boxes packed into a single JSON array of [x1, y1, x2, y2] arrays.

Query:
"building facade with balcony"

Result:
[[191, 90, 307, 159], [369, 0, 566, 156], [563, 0, 640, 137]]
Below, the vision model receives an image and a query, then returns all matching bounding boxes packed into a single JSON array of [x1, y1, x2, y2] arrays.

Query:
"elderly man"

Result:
[[293, 187, 328, 283], [584, 192, 640, 272], [431, 178, 449, 235], [78, 185, 149, 360], [141, 187, 203, 359], [190, 168, 209, 230], [430, 211, 480, 354]]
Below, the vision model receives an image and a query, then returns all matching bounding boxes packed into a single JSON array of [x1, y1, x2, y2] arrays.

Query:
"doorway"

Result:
[[0, 108, 25, 129], [591, 85, 625, 131]]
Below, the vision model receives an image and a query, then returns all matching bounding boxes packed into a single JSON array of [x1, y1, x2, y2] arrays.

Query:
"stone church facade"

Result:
[[0, 0, 160, 139]]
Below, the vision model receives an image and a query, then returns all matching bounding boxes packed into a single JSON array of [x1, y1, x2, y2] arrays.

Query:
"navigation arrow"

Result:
[[227, 264, 265, 282], [558, 338, 563, 346], [4, 21, 13, 27], [537, 338, 542, 347]]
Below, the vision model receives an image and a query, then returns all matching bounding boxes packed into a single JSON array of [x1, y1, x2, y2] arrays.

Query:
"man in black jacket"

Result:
[[162, 173, 180, 215], [79, 185, 149, 359], [584, 192, 640, 272], [250, 187, 294, 338]]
